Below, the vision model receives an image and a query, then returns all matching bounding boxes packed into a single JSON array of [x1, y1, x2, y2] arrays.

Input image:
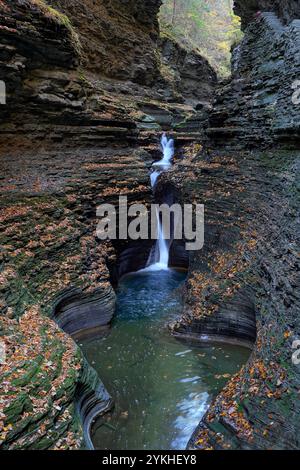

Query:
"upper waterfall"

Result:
[[157, 132, 174, 167], [150, 133, 174, 188], [146, 133, 175, 271]]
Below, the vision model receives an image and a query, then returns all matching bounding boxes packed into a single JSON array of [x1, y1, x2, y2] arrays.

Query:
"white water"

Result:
[[153, 133, 174, 171], [146, 133, 174, 271], [171, 391, 209, 449], [150, 170, 160, 188]]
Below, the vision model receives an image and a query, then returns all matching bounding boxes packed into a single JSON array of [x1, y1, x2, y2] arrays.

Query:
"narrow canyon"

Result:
[[0, 0, 299, 451]]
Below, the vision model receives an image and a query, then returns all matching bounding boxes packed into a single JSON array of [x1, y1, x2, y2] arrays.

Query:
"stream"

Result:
[[80, 135, 249, 450], [81, 270, 249, 450]]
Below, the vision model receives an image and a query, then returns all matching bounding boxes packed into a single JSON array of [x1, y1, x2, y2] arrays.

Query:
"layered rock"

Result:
[[0, 134, 156, 445], [48, 0, 162, 85], [167, 147, 258, 350], [0, 0, 216, 148], [208, 9, 300, 148], [234, 0, 300, 29], [159, 33, 217, 106], [0, 0, 214, 450], [169, 0, 300, 451], [0, 0, 150, 450], [0, 306, 83, 450], [0, 0, 144, 150], [4, 0, 286, 453], [0, 305, 113, 450], [76, 358, 113, 450], [168, 140, 299, 450]]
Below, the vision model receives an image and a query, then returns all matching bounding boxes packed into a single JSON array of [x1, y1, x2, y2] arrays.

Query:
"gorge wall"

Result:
[[208, 3, 300, 148], [0, 0, 299, 452], [0, 0, 216, 450], [234, 0, 300, 28], [48, 0, 162, 85], [171, 0, 300, 450]]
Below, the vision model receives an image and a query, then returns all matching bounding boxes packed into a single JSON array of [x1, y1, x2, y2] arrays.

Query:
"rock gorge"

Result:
[[0, 0, 299, 451]]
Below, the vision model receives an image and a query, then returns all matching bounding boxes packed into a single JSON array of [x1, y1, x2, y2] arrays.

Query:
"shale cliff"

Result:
[[234, 0, 300, 28], [0, 0, 216, 450], [171, 0, 300, 450], [48, 0, 162, 84], [0, 0, 299, 453], [209, 7, 300, 148]]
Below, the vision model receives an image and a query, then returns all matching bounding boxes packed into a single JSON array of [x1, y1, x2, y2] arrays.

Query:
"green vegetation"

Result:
[[30, 0, 72, 27], [159, 0, 243, 77], [29, 0, 81, 55]]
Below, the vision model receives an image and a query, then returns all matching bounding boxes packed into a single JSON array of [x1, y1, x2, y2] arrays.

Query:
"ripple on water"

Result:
[[81, 269, 250, 450]]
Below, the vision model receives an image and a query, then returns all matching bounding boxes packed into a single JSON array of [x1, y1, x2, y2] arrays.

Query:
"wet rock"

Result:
[[159, 35, 217, 106], [168, 144, 300, 450], [234, 0, 300, 29], [208, 11, 300, 148], [166, 4, 300, 446]]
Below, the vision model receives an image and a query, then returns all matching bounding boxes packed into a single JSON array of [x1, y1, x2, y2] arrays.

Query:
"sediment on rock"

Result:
[[2, 0, 299, 454], [172, 290, 256, 350], [0, 306, 83, 450], [234, 0, 300, 29], [159, 33, 217, 106], [165, 146, 258, 349]]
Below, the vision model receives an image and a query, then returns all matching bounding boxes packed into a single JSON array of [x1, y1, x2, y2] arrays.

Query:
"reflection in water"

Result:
[[81, 270, 249, 450]]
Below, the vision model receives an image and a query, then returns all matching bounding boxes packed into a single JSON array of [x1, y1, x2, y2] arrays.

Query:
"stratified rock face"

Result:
[[0, 305, 113, 450], [0, 0, 157, 450], [169, 149, 259, 350], [115, 0, 162, 27], [208, 11, 300, 148], [0, 0, 146, 148], [49, 0, 162, 85], [169, 141, 300, 450], [0, 0, 216, 453], [76, 358, 113, 450], [234, 0, 300, 29], [0, 306, 84, 450], [169, 0, 300, 450], [159, 35, 217, 106]]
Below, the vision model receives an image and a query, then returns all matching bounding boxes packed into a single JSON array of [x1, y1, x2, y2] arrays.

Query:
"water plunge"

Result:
[[79, 134, 249, 450], [155, 133, 174, 169], [81, 270, 248, 450], [146, 133, 174, 271]]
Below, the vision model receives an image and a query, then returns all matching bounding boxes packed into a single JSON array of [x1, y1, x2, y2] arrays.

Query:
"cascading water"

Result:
[[80, 132, 250, 451], [146, 133, 174, 271], [156, 133, 174, 168]]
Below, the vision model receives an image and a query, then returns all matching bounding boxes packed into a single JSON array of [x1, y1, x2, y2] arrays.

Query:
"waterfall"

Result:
[[156, 208, 170, 268], [150, 170, 160, 188], [146, 133, 174, 271], [156, 132, 174, 168]]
